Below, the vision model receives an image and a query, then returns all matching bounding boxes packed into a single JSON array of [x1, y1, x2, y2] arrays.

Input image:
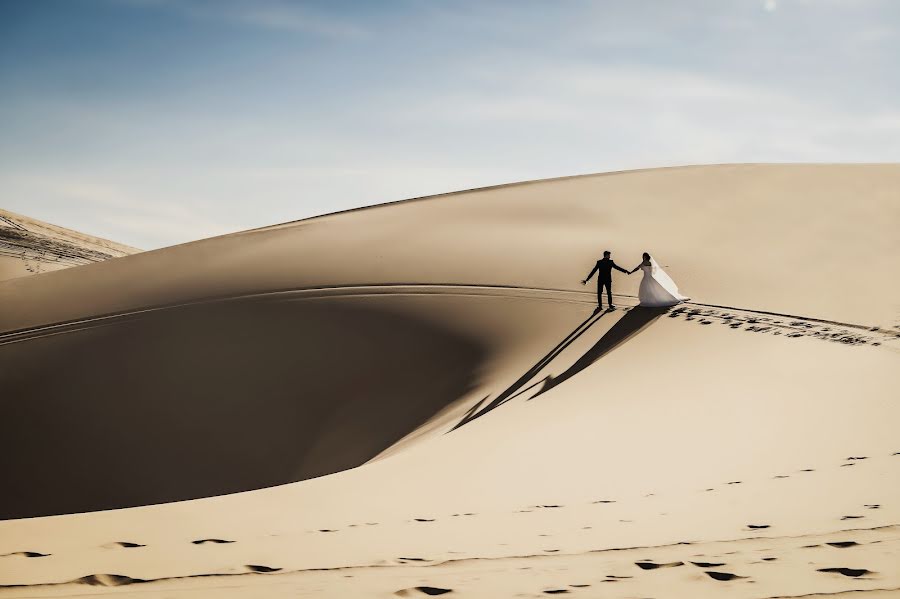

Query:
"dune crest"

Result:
[[0, 165, 897, 598]]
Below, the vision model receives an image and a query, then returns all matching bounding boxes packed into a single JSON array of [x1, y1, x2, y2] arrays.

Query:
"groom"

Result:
[[581, 250, 629, 310]]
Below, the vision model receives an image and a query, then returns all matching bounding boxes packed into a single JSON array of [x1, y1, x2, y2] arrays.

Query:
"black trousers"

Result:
[[597, 280, 612, 307]]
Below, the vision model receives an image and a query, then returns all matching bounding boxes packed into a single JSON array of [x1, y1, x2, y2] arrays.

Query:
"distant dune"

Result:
[[0, 165, 897, 598], [0, 209, 139, 282]]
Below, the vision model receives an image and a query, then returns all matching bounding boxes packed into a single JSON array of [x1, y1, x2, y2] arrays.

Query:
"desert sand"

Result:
[[0, 164, 898, 598], [0, 209, 140, 282]]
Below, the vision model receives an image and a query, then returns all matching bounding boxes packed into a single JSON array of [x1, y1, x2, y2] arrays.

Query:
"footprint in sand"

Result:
[[592, 499, 616, 504], [818, 567, 872, 578], [398, 557, 432, 562], [395, 587, 453, 597], [1, 551, 50, 558], [691, 561, 725, 568], [414, 518, 436, 522], [864, 504, 880, 509], [773, 475, 790, 479], [747, 524, 770, 530], [826, 541, 859, 548], [192, 538, 235, 544], [840, 515, 864, 521], [705, 571, 746, 581], [245, 565, 282, 573], [75, 574, 147, 587], [635, 561, 683, 570], [762, 557, 778, 561], [543, 590, 569, 595], [846, 456, 868, 460], [317, 529, 338, 533], [103, 542, 145, 549]]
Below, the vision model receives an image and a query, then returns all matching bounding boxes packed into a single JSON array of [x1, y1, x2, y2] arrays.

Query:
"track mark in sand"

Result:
[[762, 557, 778, 561], [569, 583, 591, 588], [635, 561, 684, 570], [726, 481, 743, 485], [395, 586, 453, 596], [192, 538, 235, 544], [1, 551, 50, 558], [667, 305, 892, 348], [847, 456, 868, 460], [414, 518, 436, 522], [826, 541, 860, 548], [317, 529, 338, 532], [691, 561, 726, 567], [841, 516, 864, 521], [748, 524, 771, 530], [865, 504, 880, 509], [103, 541, 145, 549], [245, 565, 282, 573], [799, 469, 815, 472], [543, 549, 560, 553], [543, 590, 569, 594], [841, 463, 856, 467], [774, 475, 790, 479], [705, 571, 746, 581], [592, 499, 616, 504], [817, 567, 873, 578]]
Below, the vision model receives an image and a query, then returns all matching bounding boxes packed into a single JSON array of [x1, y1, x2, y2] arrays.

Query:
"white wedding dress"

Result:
[[638, 257, 688, 307]]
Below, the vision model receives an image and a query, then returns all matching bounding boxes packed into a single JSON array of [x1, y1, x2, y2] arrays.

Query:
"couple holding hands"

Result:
[[582, 251, 687, 310]]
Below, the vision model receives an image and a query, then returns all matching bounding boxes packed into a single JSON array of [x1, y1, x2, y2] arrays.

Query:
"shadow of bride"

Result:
[[532, 306, 668, 399], [451, 307, 612, 431]]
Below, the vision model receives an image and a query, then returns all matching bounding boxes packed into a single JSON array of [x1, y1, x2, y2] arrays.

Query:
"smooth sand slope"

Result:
[[0, 164, 898, 598], [0, 209, 140, 282]]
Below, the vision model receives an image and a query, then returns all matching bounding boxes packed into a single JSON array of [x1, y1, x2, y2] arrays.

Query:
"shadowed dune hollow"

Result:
[[0, 299, 484, 519]]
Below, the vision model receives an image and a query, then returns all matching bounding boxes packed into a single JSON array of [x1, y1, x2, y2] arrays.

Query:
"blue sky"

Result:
[[2, 0, 898, 248]]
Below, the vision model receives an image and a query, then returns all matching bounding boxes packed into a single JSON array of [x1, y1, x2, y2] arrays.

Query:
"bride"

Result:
[[628, 252, 689, 307]]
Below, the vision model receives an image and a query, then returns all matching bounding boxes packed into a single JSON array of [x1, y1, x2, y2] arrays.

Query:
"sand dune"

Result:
[[0, 209, 139, 282], [0, 164, 897, 597]]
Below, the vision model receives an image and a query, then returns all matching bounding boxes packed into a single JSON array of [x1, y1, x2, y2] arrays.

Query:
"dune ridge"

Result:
[[0, 164, 897, 598], [0, 209, 139, 281]]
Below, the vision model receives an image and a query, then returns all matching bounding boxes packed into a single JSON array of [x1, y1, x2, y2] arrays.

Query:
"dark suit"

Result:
[[585, 258, 628, 308]]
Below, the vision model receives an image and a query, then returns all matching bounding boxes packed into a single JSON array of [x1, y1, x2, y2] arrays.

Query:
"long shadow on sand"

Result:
[[453, 307, 666, 430], [532, 307, 667, 399]]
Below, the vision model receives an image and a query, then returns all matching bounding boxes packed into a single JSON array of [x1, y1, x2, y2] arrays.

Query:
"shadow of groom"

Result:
[[533, 306, 668, 399]]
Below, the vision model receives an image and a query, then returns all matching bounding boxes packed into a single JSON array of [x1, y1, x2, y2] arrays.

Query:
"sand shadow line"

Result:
[[451, 309, 609, 430]]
